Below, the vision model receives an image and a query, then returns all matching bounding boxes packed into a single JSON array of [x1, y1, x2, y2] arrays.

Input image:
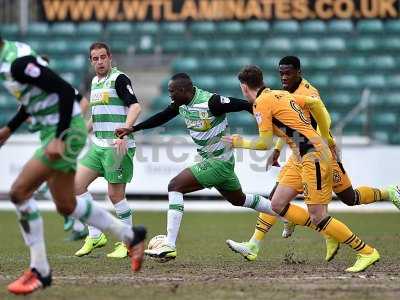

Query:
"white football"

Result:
[[147, 234, 167, 250]]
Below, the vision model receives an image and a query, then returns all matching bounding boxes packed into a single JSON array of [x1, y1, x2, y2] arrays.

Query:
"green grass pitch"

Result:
[[0, 211, 399, 300]]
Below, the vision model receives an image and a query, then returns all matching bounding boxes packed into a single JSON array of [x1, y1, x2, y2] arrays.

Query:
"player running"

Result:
[[74, 42, 141, 259], [227, 56, 400, 262], [223, 65, 380, 272], [115, 73, 299, 261], [0, 37, 146, 295]]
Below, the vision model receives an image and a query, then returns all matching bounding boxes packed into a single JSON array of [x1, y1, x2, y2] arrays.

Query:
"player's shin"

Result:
[[71, 192, 133, 243], [166, 191, 184, 248], [243, 194, 283, 219], [14, 198, 50, 276], [249, 213, 277, 246], [355, 187, 388, 204]]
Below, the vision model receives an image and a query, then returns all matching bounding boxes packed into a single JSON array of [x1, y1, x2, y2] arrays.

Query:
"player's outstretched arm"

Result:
[[10, 55, 75, 139], [6, 105, 30, 134], [222, 131, 273, 150], [115, 104, 179, 138], [208, 94, 253, 116]]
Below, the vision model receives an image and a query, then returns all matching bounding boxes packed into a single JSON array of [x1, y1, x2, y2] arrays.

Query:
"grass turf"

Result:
[[0, 211, 399, 300]]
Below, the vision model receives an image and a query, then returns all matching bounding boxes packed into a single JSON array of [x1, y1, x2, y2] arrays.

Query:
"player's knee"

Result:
[[108, 190, 124, 202], [168, 177, 180, 192], [310, 214, 324, 225], [271, 201, 285, 215], [337, 189, 357, 206], [228, 195, 245, 207], [55, 201, 75, 216], [9, 183, 31, 204]]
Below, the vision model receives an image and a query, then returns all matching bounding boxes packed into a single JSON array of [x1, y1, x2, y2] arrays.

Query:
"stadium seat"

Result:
[[200, 57, 227, 73], [381, 38, 400, 51], [160, 22, 186, 38], [69, 40, 93, 55], [109, 39, 135, 53], [263, 38, 291, 53], [208, 40, 235, 55], [171, 57, 199, 73], [0, 24, 19, 38], [45, 40, 69, 55], [385, 74, 400, 89], [26, 23, 49, 37], [362, 74, 386, 89], [328, 92, 359, 109], [105, 22, 133, 36], [382, 92, 400, 108], [258, 56, 281, 71], [192, 75, 217, 91], [216, 22, 243, 37], [308, 74, 329, 89], [134, 22, 159, 36], [263, 75, 280, 88], [189, 22, 216, 37], [225, 56, 252, 73], [389, 132, 400, 144], [309, 56, 337, 71], [183, 39, 209, 56], [77, 22, 103, 38], [372, 112, 397, 129], [301, 20, 327, 34], [369, 56, 396, 70], [217, 76, 240, 94], [136, 36, 155, 54], [151, 94, 170, 111], [384, 20, 400, 33], [327, 20, 354, 34], [243, 21, 270, 36], [235, 39, 262, 54], [272, 21, 300, 34], [51, 22, 76, 37], [229, 113, 258, 134], [319, 37, 346, 52], [293, 38, 319, 53], [332, 74, 360, 90], [356, 19, 384, 34], [161, 39, 184, 54], [348, 37, 378, 52], [337, 56, 367, 72]]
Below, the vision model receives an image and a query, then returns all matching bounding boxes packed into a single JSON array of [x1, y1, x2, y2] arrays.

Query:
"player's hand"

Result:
[[45, 138, 65, 161], [113, 138, 128, 156], [222, 134, 242, 148], [266, 149, 281, 171], [0, 127, 12, 147], [115, 127, 134, 139]]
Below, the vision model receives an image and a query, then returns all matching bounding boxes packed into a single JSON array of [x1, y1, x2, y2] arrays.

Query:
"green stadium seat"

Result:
[[293, 38, 319, 52], [26, 23, 49, 37], [134, 22, 159, 36], [0, 24, 19, 38], [389, 132, 400, 144], [345, 114, 366, 134], [386, 75, 400, 89], [243, 21, 270, 36], [189, 22, 216, 37], [161, 39, 183, 54], [328, 92, 359, 108], [327, 20, 354, 33], [367, 56, 396, 70], [381, 38, 400, 51], [263, 75, 280, 88], [0, 92, 17, 109], [332, 74, 360, 90], [235, 39, 262, 53], [25, 39, 43, 53], [263, 38, 291, 53], [51, 22, 76, 37], [184, 39, 208, 56], [362, 75, 386, 88], [384, 20, 400, 33], [356, 20, 384, 34], [45, 40, 69, 54], [319, 37, 346, 52], [171, 58, 199, 73], [382, 92, 400, 107], [309, 56, 337, 70], [200, 58, 227, 73], [208, 40, 235, 55], [52, 55, 86, 72], [348, 38, 378, 51], [60, 72, 78, 86], [151, 95, 170, 111], [136, 36, 155, 54], [373, 130, 390, 143], [69, 40, 93, 54], [217, 76, 240, 93], [258, 56, 281, 71], [337, 56, 367, 72], [160, 22, 186, 37], [329, 111, 341, 125], [225, 56, 252, 72], [192, 75, 216, 91], [229, 113, 258, 134], [106, 22, 133, 35], [372, 112, 397, 129], [216, 22, 243, 36], [308, 74, 329, 89], [109, 39, 135, 53], [77, 22, 102, 37], [272, 21, 300, 34], [301, 20, 327, 34]]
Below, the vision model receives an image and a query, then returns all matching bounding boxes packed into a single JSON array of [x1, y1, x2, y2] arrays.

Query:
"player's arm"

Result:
[[0, 105, 30, 146], [295, 95, 334, 146], [227, 131, 274, 150], [10, 55, 75, 139], [208, 94, 253, 116], [115, 74, 141, 128], [115, 104, 179, 138]]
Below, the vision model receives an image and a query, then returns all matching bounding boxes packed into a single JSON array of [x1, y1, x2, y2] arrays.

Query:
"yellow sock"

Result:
[[251, 213, 277, 241], [355, 186, 388, 204], [280, 203, 312, 226], [316, 216, 374, 255]]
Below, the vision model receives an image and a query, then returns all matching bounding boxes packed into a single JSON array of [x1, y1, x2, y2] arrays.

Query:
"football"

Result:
[[147, 234, 167, 250]]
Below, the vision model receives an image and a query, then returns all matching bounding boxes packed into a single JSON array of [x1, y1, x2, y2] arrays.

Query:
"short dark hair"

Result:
[[237, 65, 264, 90], [171, 72, 193, 89], [279, 56, 301, 70], [89, 42, 111, 58]]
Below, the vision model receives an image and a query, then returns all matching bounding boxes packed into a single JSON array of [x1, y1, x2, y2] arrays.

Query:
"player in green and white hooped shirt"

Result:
[[116, 73, 285, 261], [74, 42, 141, 259], [0, 37, 146, 295]]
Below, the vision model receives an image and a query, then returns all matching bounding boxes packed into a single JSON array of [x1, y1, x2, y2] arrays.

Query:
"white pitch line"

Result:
[[0, 200, 398, 212]]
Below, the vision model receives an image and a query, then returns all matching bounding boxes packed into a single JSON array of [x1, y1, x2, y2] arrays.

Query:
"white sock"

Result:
[[76, 192, 102, 238], [166, 192, 184, 248], [72, 218, 85, 232], [71, 192, 133, 243], [15, 198, 50, 276], [244, 194, 283, 219], [114, 198, 133, 227]]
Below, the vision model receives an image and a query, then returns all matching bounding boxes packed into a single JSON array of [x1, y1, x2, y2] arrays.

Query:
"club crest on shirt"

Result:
[[255, 112, 262, 124], [199, 111, 208, 119], [24, 63, 41, 78]]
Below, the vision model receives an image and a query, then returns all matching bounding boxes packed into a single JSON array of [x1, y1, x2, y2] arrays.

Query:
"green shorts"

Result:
[[34, 116, 87, 173], [80, 144, 135, 183], [189, 157, 241, 192]]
